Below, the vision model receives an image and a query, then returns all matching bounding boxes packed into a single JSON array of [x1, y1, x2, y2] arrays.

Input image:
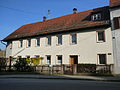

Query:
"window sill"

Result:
[[97, 64, 107, 65], [56, 44, 62, 46], [97, 41, 105, 43], [70, 43, 77, 45]]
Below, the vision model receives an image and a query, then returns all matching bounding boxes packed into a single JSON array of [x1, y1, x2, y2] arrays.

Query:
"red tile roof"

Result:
[[3, 6, 110, 41], [110, 0, 120, 8]]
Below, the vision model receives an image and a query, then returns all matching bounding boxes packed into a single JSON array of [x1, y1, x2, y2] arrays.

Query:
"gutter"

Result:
[[0, 40, 7, 46]]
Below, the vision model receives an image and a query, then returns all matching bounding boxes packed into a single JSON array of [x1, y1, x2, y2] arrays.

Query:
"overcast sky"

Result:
[[0, 0, 109, 50]]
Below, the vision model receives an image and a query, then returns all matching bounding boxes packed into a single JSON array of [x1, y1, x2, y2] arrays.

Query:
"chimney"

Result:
[[73, 8, 77, 14], [43, 16, 47, 21]]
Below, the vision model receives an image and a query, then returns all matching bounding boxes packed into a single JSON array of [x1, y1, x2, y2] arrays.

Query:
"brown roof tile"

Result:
[[3, 6, 110, 41], [110, 0, 120, 8]]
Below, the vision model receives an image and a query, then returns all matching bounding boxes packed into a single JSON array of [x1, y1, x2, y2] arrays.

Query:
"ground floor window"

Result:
[[46, 55, 51, 65], [57, 55, 62, 64], [98, 54, 106, 64]]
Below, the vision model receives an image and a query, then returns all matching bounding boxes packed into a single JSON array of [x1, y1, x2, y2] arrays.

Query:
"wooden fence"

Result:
[[0, 57, 113, 74]]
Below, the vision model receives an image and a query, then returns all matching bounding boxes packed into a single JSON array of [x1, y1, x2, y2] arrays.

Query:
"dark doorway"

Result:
[[70, 55, 78, 64]]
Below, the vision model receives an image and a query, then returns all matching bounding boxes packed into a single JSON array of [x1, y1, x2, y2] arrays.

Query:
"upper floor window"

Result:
[[98, 54, 106, 64], [97, 31, 105, 42], [113, 17, 120, 29], [47, 36, 51, 46], [57, 35, 62, 45], [71, 33, 77, 44], [36, 38, 40, 46], [27, 39, 31, 47], [19, 40, 23, 48], [92, 13, 101, 21]]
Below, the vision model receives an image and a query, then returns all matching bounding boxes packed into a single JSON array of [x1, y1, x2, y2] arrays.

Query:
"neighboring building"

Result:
[[2, 0, 120, 74], [0, 50, 5, 58], [110, 0, 120, 74]]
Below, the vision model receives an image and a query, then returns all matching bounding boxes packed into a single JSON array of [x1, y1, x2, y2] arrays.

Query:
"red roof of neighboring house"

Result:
[[110, 0, 120, 8], [3, 6, 110, 41]]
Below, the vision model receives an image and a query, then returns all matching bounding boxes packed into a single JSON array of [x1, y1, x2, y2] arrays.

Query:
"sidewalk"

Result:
[[0, 74, 120, 82]]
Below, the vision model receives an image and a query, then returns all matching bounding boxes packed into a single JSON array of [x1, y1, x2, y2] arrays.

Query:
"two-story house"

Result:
[[3, 6, 114, 67]]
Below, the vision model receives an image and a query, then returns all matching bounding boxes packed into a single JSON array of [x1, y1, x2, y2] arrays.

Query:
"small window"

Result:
[[36, 38, 40, 46], [47, 36, 51, 45], [92, 13, 101, 21], [71, 33, 77, 44], [27, 39, 31, 47], [97, 31, 105, 42], [9, 41, 12, 49], [19, 40, 23, 48], [57, 55, 62, 64], [113, 17, 120, 29], [98, 54, 106, 64], [46, 55, 51, 65], [57, 35, 62, 45]]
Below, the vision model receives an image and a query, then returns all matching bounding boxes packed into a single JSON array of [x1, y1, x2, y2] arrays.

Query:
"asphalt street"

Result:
[[0, 78, 120, 90]]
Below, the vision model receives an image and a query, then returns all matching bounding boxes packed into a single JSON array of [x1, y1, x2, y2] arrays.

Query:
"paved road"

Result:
[[0, 78, 120, 90]]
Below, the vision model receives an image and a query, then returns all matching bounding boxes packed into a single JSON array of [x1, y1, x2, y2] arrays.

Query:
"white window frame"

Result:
[[19, 40, 23, 48], [46, 36, 51, 46], [56, 55, 62, 65], [96, 31, 105, 43], [92, 13, 101, 21], [46, 55, 51, 65], [57, 34, 62, 45], [27, 39, 31, 47], [70, 33, 77, 44], [36, 38, 40, 47], [97, 54, 107, 65]]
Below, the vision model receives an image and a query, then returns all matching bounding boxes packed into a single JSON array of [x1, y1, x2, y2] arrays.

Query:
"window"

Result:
[[19, 40, 23, 48], [27, 39, 31, 47], [46, 55, 51, 64], [57, 35, 62, 45], [36, 38, 40, 46], [47, 36, 51, 45], [57, 55, 62, 64], [98, 54, 106, 64], [97, 31, 105, 42], [71, 33, 77, 44], [8, 41, 12, 49], [113, 17, 120, 29], [92, 13, 101, 21]]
